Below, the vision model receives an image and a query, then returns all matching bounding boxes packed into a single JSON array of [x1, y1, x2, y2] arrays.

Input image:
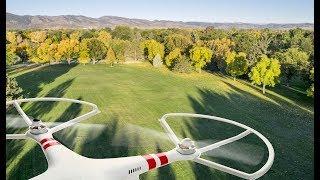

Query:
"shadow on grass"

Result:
[[23, 78, 75, 118], [186, 82, 313, 179], [15, 64, 77, 98], [238, 79, 314, 114]]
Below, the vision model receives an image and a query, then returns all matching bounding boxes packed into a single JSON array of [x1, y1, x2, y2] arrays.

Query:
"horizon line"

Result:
[[7, 12, 314, 25]]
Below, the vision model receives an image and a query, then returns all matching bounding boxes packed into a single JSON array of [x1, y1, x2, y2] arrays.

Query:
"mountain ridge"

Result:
[[6, 12, 314, 30]]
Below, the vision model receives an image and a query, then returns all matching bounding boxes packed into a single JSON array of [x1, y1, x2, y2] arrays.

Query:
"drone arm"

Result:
[[159, 118, 181, 146], [6, 133, 28, 139], [50, 107, 100, 133], [13, 101, 33, 125], [198, 129, 251, 153]]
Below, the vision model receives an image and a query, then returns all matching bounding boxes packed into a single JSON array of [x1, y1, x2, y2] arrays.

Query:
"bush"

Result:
[[6, 51, 21, 66], [172, 57, 194, 73], [6, 75, 23, 102]]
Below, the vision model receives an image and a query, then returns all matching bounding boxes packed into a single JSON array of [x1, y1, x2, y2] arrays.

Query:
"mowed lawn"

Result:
[[6, 63, 313, 180]]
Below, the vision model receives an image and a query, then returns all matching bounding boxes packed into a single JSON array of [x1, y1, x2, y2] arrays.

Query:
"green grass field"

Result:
[[6, 63, 314, 179]]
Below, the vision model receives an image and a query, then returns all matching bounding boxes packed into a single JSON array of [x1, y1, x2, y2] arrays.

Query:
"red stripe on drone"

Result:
[[40, 138, 60, 150], [43, 141, 60, 150], [156, 153, 168, 166], [143, 155, 157, 170], [40, 138, 54, 145]]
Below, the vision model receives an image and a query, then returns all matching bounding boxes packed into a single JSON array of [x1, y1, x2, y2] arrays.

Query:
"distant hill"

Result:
[[6, 12, 314, 30]]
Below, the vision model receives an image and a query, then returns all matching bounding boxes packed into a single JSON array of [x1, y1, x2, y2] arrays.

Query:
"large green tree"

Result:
[[249, 55, 281, 94], [110, 39, 128, 63], [275, 48, 309, 85], [87, 38, 107, 64], [111, 26, 134, 41]]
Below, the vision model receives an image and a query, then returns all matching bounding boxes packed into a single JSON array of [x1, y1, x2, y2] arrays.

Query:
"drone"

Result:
[[6, 97, 274, 180]]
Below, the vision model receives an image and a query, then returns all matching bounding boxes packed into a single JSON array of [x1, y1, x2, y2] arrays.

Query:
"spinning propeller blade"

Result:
[[195, 139, 264, 166]]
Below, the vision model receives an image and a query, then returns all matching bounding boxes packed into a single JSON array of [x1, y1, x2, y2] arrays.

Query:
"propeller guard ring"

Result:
[[6, 97, 100, 139], [159, 113, 275, 180]]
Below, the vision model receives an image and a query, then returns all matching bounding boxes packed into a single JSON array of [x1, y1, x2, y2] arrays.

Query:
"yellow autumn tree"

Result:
[[78, 40, 90, 65], [189, 46, 213, 73], [57, 38, 80, 64], [207, 38, 235, 71], [106, 47, 116, 67]]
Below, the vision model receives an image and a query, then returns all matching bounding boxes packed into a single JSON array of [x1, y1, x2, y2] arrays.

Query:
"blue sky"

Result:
[[6, 0, 313, 23]]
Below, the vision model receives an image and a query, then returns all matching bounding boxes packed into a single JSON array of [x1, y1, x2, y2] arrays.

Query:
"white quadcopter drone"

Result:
[[6, 97, 274, 180]]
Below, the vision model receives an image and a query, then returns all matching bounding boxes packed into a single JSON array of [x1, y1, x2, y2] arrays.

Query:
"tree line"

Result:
[[6, 26, 314, 96]]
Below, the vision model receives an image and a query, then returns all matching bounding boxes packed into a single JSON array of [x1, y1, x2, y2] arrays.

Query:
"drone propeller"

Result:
[[195, 139, 264, 166], [159, 113, 274, 179]]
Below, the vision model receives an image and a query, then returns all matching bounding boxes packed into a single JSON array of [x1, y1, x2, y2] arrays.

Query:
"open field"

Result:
[[6, 63, 313, 179]]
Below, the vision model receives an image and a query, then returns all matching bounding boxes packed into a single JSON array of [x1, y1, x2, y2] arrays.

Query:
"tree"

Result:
[[249, 55, 281, 94], [6, 31, 17, 44], [57, 38, 80, 64], [34, 42, 51, 64], [111, 26, 134, 41], [164, 34, 192, 55], [165, 48, 182, 68], [110, 39, 128, 64], [225, 52, 248, 81], [140, 39, 164, 62], [49, 43, 61, 64], [6, 75, 22, 102], [6, 50, 21, 66], [49, 30, 62, 43], [124, 31, 143, 61], [77, 40, 90, 65], [70, 31, 82, 41], [26, 41, 39, 62], [15, 40, 29, 62], [97, 30, 112, 45], [206, 38, 235, 71], [29, 31, 47, 43], [307, 67, 314, 97], [232, 30, 265, 67], [87, 38, 107, 64], [275, 48, 309, 85], [189, 46, 213, 72], [78, 51, 90, 65], [106, 47, 116, 67]]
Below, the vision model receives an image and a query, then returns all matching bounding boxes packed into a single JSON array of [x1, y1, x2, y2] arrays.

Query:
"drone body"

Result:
[[27, 129, 198, 180], [6, 98, 275, 180]]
